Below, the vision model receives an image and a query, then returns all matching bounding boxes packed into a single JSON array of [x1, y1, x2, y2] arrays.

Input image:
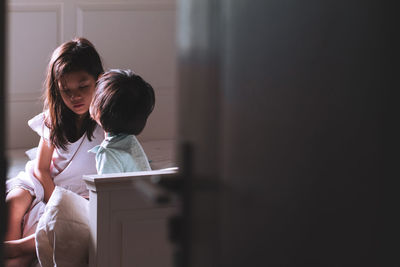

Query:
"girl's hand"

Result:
[[34, 137, 55, 203]]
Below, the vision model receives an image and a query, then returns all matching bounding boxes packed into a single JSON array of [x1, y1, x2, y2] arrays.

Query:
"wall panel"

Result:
[[77, 2, 177, 142], [7, 3, 61, 148], [8, 4, 61, 98]]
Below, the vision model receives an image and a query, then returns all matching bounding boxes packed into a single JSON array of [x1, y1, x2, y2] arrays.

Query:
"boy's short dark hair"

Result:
[[90, 69, 155, 135]]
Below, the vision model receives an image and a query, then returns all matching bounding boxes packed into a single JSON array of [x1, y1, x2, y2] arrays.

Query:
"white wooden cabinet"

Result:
[[83, 169, 178, 267]]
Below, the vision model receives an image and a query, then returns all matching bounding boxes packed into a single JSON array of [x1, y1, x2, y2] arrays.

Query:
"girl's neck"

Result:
[[75, 114, 86, 136]]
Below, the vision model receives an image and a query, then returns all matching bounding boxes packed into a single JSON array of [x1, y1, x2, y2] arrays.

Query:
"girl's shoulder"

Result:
[[28, 112, 50, 140]]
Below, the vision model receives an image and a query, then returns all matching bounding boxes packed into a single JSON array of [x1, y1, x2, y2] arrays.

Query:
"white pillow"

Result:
[[35, 186, 89, 267]]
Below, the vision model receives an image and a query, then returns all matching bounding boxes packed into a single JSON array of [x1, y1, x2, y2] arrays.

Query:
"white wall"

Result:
[[6, 0, 177, 149]]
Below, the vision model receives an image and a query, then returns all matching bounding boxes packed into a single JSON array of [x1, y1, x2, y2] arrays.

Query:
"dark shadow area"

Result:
[[177, 1, 399, 266], [1, 0, 7, 266]]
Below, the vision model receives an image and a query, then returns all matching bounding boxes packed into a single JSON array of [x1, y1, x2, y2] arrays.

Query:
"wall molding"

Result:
[[8, 3, 64, 45], [7, 91, 42, 103], [76, 1, 176, 36], [77, 1, 176, 12]]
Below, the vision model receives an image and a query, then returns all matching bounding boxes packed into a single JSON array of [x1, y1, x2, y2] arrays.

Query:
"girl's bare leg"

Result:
[[4, 253, 35, 267], [4, 188, 33, 241], [4, 188, 34, 262], [3, 230, 36, 266], [3, 189, 36, 267], [4, 234, 36, 258]]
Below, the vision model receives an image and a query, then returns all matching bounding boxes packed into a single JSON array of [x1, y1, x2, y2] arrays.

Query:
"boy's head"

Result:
[[90, 69, 155, 135]]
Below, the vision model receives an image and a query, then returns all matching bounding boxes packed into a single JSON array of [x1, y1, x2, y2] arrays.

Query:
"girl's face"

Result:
[[58, 71, 96, 116]]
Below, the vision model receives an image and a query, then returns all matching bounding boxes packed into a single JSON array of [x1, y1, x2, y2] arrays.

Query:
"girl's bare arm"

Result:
[[34, 137, 55, 203]]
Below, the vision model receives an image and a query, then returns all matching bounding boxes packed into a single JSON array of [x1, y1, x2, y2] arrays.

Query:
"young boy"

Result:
[[89, 69, 155, 174]]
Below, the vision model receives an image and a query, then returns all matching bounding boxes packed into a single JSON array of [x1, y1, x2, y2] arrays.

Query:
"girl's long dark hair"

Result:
[[44, 37, 104, 150]]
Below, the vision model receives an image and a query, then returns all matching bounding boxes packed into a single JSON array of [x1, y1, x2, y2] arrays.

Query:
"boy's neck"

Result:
[[105, 132, 125, 138]]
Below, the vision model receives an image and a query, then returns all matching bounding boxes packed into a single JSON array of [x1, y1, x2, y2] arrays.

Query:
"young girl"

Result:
[[32, 70, 155, 267], [4, 37, 104, 266], [89, 69, 155, 174]]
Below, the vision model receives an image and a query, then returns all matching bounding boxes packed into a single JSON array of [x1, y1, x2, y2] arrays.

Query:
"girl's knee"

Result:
[[6, 188, 32, 202], [6, 188, 33, 211]]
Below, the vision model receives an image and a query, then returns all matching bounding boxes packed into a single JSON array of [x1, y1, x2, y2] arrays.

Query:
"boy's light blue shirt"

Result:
[[88, 133, 151, 174]]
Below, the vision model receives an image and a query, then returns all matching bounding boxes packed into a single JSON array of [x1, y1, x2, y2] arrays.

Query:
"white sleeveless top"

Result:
[[28, 112, 104, 197]]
